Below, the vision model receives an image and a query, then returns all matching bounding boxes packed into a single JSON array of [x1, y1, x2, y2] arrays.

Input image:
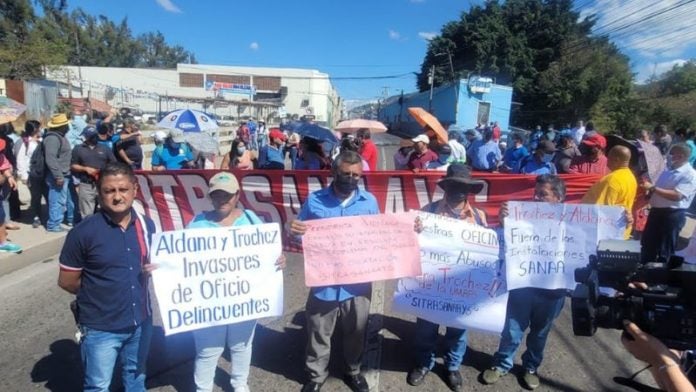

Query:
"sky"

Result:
[[64, 0, 696, 103]]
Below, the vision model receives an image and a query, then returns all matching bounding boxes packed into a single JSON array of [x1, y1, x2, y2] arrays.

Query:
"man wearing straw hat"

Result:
[[44, 113, 74, 232]]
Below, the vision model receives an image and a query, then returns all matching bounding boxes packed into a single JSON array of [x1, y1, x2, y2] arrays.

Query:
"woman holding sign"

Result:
[[407, 163, 487, 392], [187, 172, 286, 392], [481, 174, 568, 390]]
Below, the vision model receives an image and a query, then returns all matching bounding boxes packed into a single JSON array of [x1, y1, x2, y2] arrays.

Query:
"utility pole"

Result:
[[428, 65, 435, 112]]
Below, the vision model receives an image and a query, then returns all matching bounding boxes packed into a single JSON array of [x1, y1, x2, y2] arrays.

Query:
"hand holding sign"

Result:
[[150, 223, 284, 335], [504, 202, 625, 290]]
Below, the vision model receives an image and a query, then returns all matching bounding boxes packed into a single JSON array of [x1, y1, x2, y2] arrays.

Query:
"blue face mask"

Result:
[[542, 153, 555, 163]]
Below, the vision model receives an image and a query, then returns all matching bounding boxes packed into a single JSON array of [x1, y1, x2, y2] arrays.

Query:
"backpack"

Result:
[[28, 133, 60, 179]]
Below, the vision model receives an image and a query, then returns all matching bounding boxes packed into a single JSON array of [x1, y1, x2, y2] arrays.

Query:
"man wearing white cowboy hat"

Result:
[[44, 113, 74, 232]]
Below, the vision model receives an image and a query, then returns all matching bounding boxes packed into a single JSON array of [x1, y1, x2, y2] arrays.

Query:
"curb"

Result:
[[0, 233, 67, 277]]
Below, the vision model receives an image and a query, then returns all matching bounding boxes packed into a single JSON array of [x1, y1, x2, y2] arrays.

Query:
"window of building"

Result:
[[477, 101, 491, 125], [179, 73, 204, 88]]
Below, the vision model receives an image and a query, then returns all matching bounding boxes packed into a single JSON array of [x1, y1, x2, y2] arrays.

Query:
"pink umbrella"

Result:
[[335, 119, 388, 133]]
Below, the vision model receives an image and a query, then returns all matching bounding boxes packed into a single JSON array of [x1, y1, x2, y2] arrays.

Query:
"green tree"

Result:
[[418, 0, 633, 129], [0, 0, 196, 78], [0, 0, 67, 79]]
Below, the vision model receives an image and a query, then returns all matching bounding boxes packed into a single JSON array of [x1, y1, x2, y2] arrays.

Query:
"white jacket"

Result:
[[16, 139, 39, 181]]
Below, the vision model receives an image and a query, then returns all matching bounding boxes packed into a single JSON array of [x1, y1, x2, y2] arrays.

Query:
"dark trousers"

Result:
[[7, 187, 20, 221], [641, 208, 686, 262], [29, 176, 48, 223]]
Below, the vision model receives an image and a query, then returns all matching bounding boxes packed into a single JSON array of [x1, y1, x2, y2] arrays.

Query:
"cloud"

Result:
[[155, 0, 182, 13], [388, 30, 401, 40], [580, 0, 696, 59], [249, 42, 259, 51], [635, 59, 688, 83], [418, 32, 437, 41]]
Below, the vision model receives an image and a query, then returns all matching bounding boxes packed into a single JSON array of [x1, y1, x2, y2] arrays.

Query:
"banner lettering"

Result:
[[134, 170, 602, 251], [302, 213, 421, 286], [150, 223, 284, 335], [504, 201, 625, 290], [392, 212, 508, 333]]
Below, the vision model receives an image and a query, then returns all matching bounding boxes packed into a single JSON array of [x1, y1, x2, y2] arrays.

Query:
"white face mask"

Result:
[[237, 146, 247, 154]]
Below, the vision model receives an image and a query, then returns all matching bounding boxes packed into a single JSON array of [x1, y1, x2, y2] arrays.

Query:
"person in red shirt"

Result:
[[357, 128, 379, 171], [492, 121, 501, 142], [568, 132, 609, 176], [407, 134, 439, 171]]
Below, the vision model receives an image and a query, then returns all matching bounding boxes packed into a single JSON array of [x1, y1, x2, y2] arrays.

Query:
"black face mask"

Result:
[[333, 174, 359, 194], [445, 190, 468, 205]]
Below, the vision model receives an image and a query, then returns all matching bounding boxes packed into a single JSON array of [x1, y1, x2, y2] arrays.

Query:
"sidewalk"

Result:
[[0, 182, 67, 276]]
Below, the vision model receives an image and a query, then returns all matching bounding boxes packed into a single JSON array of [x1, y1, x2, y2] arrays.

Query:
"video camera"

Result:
[[571, 240, 696, 350]]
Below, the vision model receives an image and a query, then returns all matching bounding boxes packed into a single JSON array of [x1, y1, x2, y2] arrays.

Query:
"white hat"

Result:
[[153, 130, 167, 142], [411, 134, 430, 144], [169, 129, 186, 144]]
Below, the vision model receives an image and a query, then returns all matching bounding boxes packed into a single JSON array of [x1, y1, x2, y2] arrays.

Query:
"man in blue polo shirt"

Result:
[[290, 151, 378, 392], [58, 162, 156, 392], [151, 129, 194, 170]]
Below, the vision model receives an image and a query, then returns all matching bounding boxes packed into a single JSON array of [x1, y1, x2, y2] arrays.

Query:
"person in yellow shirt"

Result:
[[581, 145, 637, 239]]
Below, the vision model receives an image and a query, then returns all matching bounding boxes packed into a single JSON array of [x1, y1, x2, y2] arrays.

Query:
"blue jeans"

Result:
[[193, 320, 256, 392], [80, 319, 152, 392], [413, 318, 467, 371], [491, 288, 565, 373], [45, 173, 69, 231]]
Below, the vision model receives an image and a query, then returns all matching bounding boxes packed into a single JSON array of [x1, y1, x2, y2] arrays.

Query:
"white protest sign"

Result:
[[150, 223, 284, 335], [392, 211, 508, 333], [504, 201, 625, 290]]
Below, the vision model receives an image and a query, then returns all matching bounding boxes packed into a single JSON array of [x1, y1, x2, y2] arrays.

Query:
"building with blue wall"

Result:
[[378, 78, 513, 137]]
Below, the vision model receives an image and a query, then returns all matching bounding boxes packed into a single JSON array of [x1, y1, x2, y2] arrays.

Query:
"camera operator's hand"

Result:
[[622, 320, 678, 366], [622, 321, 695, 392]]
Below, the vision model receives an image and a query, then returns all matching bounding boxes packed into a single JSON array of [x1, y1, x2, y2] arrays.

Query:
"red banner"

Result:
[[134, 170, 605, 249]]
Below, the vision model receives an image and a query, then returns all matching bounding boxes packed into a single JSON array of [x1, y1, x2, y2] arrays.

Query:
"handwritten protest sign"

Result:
[[302, 213, 421, 287], [392, 212, 508, 333], [504, 202, 625, 290], [150, 223, 284, 335]]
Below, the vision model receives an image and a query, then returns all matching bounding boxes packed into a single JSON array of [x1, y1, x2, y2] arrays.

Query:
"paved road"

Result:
[[0, 251, 659, 392]]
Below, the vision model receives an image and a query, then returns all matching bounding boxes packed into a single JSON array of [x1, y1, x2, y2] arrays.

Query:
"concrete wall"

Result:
[[47, 64, 341, 125]]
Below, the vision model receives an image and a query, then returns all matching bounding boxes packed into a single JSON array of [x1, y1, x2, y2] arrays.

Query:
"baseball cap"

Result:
[[411, 134, 430, 144], [81, 126, 98, 139], [207, 172, 240, 195], [269, 129, 286, 141], [153, 130, 167, 142], [581, 133, 607, 150], [169, 129, 186, 144]]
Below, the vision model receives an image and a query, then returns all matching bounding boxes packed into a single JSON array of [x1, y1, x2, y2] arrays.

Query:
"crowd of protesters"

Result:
[[1, 110, 693, 391], [0, 109, 214, 253]]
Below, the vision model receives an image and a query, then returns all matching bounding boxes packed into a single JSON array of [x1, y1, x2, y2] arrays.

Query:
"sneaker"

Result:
[[482, 367, 505, 384], [445, 370, 463, 392], [0, 242, 22, 253], [522, 370, 540, 390], [406, 367, 429, 386], [47, 227, 67, 233], [32, 217, 41, 228]]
